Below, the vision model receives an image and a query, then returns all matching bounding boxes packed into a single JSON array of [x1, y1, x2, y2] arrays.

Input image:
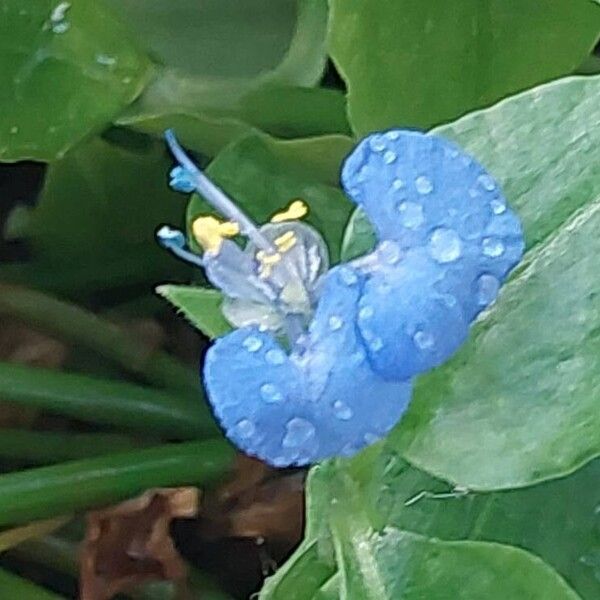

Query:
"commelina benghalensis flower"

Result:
[[158, 129, 524, 467]]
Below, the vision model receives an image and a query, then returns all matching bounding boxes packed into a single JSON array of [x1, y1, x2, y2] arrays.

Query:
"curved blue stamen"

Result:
[[156, 225, 205, 269]]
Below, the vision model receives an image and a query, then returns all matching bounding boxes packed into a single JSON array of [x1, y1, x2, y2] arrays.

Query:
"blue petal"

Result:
[[204, 265, 412, 466], [342, 130, 524, 378]]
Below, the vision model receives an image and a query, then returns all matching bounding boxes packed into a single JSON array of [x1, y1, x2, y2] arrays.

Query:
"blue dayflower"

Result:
[[158, 129, 524, 467]]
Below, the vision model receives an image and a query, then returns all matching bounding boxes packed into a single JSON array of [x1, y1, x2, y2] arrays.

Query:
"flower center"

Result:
[[158, 131, 329, 345]]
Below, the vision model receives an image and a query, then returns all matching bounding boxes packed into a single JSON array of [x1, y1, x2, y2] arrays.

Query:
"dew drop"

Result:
[[265, 348, 286, 365], [490, 198, 506, 214], [477, 274, 500, 305], [9, 126, 18, 135], [429, 228, 462, 263], [478, 173, 496, 191], [370, 337, 384, 352], [328, 315, 343, 331], [415, 175, 433, 195], [383, 150, 397, 164], [359, 306, 374, 320], [397, 201, 424, 229], [392, 178, 404, 191], [482, 237, 505, 257], [96, 53, 116, 66], [364, 432, 380, 445], [234, 419, 255, 439], [350, 350, 366, 365], [333, 401, 353, 420], [260, 383, 284, 403], [385, 130, 400, 140], [282, 418, 316, 448], [243, 336, 263, 353], [339, 267, 358, 286], [369, 136, 386, 153], [378, 240, 402, 265], [414, 330, 435, 350]]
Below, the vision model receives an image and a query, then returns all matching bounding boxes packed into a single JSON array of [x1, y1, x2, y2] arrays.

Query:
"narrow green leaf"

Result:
[[0, 285, 197, 393], [328, 0, 600, 133], [0, 0, 151, 161], [0, 362, 213, 438], [0, 441, 233, 527], [157, 285, 231, 339], [0, 568, 64, 599]]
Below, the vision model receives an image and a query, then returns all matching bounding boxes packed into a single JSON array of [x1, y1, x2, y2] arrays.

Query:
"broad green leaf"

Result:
[[187, 132, 353, 262], [328, 0, 600, 134], [339, 76, 600, 490], [334, 529, 579, 599], [10, 136, 188, 294], [157, 284, 232, 339], [0, 0, 151, 161], [105, 0, 328, 85], [117, 69, 350, 158]]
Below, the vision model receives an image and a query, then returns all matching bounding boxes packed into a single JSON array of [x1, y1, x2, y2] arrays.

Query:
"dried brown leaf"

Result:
[[80, 487, 198, 600]]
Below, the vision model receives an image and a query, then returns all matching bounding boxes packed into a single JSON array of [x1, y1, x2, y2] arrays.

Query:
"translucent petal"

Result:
[[204, 266, 412, 466]]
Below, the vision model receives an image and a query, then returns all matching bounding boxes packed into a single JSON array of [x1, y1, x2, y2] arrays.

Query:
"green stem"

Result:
[[0, 362, 216, 438], [0, 440, 234, 527], [0, 568, 64, 599], [0, 285, 197, 393], [0, 429, 144, 464]]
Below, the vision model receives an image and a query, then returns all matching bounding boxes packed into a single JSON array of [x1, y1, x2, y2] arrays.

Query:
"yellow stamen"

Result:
[[270, 200, 308, 223], [256, 250, 281, 279], [274, 231, 297, 253], [192, 216, 239, 253]]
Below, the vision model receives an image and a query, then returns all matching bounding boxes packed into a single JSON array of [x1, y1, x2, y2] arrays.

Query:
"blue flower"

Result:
[[158, 129, 524, 467]]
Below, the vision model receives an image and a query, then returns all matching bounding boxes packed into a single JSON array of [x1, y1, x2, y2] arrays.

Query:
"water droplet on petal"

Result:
[[392, 178, 404, 191], [350, 350, 365, 365], [243, 336, 263, 352], [477, 274, 500, 305], [429, 228, 462, 263], [283, 418, 316, 448], [339, 267, 358, 286], [333, 401, 353, 420], [265, 349, 286, 365], [414, 330, 435, 350], [359, 306, 374, 320], [260, 383, 284, 403], [415, 176, 433, 195], [383, 150, 397, 164], [478, 174, 496, 191], [328, 315, 343, 331], [398, 201, 424, 229], [234, 419, 255, 439], [370, 337, 384, 352], [490, 198, 507, 214], [364, 432, 380, 445], [369, 136, 386, 152], [482, 237, 505, 257], [378, 240, 402, 265], [385, 130, 400, 140]]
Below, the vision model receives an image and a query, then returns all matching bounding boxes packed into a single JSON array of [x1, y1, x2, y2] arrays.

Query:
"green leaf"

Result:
[[0, 440, 233, 527], [157, 284, 232, 339], [0, 0, 151, 162], [263, 461, 590, 599], [334, 529, 579, 599], [338, 75, 600, 490], [105, 0, 328, 85], [11, 136, 188, 295], [328, 0, 600, 134], [117, 70, 350, 158], [187, 132, 354, 262], [0, 568, 64, 599]]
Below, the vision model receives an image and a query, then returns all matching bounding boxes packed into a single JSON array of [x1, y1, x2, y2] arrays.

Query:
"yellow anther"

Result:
[[270, 199, 308, 223], [274, 231, 297, 253], [192, 216, 239, 253], [256, 250, 281, 279]]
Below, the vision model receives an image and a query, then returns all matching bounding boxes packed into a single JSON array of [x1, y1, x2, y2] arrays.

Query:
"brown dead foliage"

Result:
[[80, 487, 198, 600]]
